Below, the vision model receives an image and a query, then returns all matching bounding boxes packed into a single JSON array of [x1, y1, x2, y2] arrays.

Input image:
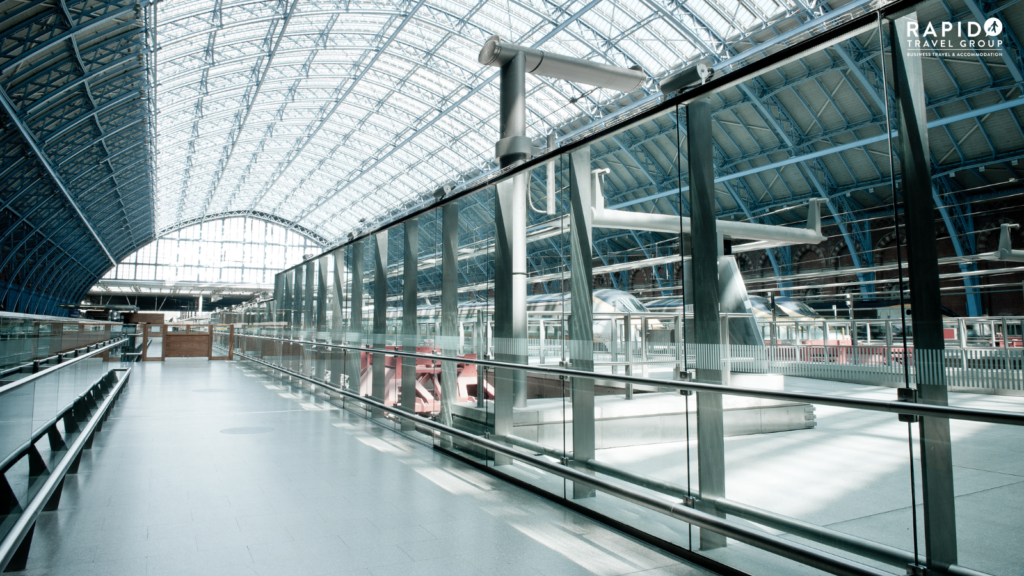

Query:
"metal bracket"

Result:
[[897, 388, 919, 423], [906, 563, 928, 576], [680, 496, 696, 508], [495, 135, 533, 159], [560, 457, 570, 467]]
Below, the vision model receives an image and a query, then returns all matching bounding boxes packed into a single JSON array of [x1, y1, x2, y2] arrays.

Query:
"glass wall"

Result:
[[104, 217, 321, 285], [225, 4, 1024, 574]]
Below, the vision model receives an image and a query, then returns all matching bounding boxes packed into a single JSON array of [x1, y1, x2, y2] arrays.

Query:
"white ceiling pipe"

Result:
[[998, 223, 1024, 262], [478, 35, 646, 93], [592, 188, 825, 245]]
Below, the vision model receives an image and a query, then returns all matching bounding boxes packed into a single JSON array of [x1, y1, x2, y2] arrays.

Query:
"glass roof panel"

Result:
[[153, 0, 794, 243]]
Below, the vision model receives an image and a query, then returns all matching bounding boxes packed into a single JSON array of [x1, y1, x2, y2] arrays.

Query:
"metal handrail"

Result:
[[0, 336, 122, 379], [0, 339, 126, 397], [0, 368, 130, 572], [235, 350, 890, 576], [237, 333, 1024, 427]]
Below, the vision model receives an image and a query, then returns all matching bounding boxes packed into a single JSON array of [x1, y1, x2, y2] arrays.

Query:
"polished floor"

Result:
[[21, 359, 713, 576]]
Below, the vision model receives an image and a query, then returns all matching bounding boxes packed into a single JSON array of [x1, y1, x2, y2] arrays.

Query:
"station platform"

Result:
[[17, 359, 713, 576]]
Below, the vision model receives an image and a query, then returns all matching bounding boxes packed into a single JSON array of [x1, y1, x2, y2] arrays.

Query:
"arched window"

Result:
[[103, 218, 321, 286]]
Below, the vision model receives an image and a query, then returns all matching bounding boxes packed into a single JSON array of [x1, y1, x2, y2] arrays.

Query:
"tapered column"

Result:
[[274, 273, 285, 324], [279, 272, 291, 365], [891, 14, 957, 569], [291, 266, 303, 374], [402, 219, 419, 430], [330, 250, 345, 387], [303, 262, 315, 374], [315, 255, 329, 379], [493, 50, 530, 464], [688, 98, 726, 550], [439, 203, 459, 428], [304, 262, 315, 334], [347, 242, 364, 394], [569, 148, 595, 499], [372, 231, 388, 416]]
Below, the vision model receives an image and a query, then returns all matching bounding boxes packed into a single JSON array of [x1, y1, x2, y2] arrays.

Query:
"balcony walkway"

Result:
[[18, 359, 712, 576]]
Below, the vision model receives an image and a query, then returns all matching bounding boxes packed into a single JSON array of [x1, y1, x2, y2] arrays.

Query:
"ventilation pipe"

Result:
[[478, 36, 646, 93], [590, 181, 826, 246], [998, 223, 1024, 261]]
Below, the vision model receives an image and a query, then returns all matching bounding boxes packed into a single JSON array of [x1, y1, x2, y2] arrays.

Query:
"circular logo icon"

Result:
[[985, 17, 1003, 36]]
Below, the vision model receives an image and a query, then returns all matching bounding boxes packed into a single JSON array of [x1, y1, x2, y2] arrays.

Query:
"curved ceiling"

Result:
[[153, 0, 804, 242], [0, 0, 153, 314], [2, 0, 1020, 316]]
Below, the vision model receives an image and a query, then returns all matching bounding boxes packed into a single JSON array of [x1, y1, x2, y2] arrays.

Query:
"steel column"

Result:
[[303, 261, 315, 373], [439, 204, 459, 429], [688, 98, 726, 550], [891, 14, 957, 570], [402, 219, 419, 430], [315, 255, 329, 379], [330, 249, 345, 386], [347, 242, 364, 394], [569, 148, 596, 499], [493, 50, 530, 464], [372, 231, 388, 415]]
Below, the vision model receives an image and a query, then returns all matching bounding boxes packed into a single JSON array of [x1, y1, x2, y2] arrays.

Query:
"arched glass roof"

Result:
[[4, 0, 1019, 315], [153, 0, 804, 243]]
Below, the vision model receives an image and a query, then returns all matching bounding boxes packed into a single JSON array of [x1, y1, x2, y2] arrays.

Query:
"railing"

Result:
[[0, 338, 130, 572], [231, 330, 1020, 576], [0, 313, 125, 373], [139, 323, 234, 361]]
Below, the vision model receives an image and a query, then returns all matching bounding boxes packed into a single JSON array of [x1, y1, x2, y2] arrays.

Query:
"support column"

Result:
[[493, 50, 530, 464], [439, 203, 459, 430], [891, 14, 957, 569], [291, 267, 303, 374], [347, 242, 364, 395], [278, 272, 289, 366], [402, 219, 419, 430], [569, 148, 595, 499], [372, 231, 388, 416], [688, 98, 726, 550], [330, 249, 345, 388], [304, 261, 315, 374], [315, 255, 329, 379], [304, 261, 315, 336]]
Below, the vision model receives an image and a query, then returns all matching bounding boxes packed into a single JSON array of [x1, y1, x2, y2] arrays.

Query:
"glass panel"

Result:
[[453, 190, 488, 449], [904, 1, 1024, 572], [147, 325, 163, 359], [199, 5, 1024, 573], [416, 208, 442, 421]]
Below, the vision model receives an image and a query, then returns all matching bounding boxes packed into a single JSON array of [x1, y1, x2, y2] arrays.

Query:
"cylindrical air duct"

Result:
[[479, 35, 646, 93]]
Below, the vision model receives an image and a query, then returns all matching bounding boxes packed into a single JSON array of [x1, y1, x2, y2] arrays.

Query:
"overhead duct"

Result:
[[998, 223, 1024, 262], [660, 61, 713, 96], [590, 177, 826, 245], [478, 35, 646, 93]]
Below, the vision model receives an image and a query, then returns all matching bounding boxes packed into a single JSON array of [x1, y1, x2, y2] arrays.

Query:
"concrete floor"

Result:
[[20, 359, 713, 576], [591, 376, 1024, 576]]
